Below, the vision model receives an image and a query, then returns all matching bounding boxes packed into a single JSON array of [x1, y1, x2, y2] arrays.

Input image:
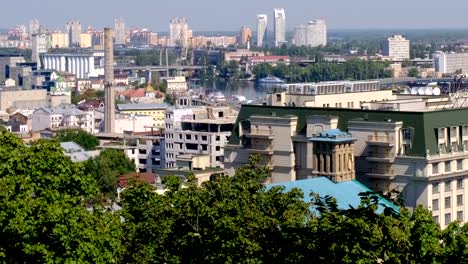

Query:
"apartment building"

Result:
[[225, 95, 468, 228], [32, 107, 95, 133], [164, 105, 237, 169], [383, 35, 410, 61], [267, 80, 393, 108], [117, 103, 168, 128]]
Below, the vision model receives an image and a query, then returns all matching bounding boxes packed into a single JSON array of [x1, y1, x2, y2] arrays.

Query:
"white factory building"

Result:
[[40, 51, 104, 79]]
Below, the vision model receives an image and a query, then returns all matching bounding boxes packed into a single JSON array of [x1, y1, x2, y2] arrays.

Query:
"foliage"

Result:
[[0, 130, 124, 263], [84, 149, 136, 199], [4, 130, 468, 262], [54, 128, 99, 150], [253, 59, 392, 82], [408, 67, 420, 78]]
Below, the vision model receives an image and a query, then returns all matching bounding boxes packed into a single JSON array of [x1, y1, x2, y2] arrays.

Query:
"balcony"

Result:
[[366, 152, 395, 163], [250, 144, 274, 155], [244, 129, 274, 139], [366, 135, 394, 146], [366, 168, 395, 179]]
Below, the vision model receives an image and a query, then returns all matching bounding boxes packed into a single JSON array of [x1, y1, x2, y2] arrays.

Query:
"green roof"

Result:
[[230, 105, 468, 157]]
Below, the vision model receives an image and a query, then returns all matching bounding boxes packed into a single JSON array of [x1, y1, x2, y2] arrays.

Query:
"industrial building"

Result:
[[41, 50, 104, 79]]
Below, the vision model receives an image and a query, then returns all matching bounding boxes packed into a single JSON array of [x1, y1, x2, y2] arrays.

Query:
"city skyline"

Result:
[[3, 0, 468, 31]]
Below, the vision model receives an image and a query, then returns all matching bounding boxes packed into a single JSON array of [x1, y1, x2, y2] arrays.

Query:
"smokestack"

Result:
[[104, 28, 115, 133]]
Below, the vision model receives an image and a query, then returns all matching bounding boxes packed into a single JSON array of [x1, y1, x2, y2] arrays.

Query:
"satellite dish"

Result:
[[404, 87, 412, 94], [411, 87, 418, 95], [418, 87, 426, 95], [425, 87, 433, 95], [433, 87, 441, 96]]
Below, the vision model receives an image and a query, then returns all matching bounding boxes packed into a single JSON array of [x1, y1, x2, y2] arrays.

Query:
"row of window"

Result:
[[432, 159, 464, 175], [433, 211, 464, 225], [432, 179, 464, 193], [432, 195, 463, 211]]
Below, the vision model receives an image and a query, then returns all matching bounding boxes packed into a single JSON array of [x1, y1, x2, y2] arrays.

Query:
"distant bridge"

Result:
[[114, 65, 207, 72]]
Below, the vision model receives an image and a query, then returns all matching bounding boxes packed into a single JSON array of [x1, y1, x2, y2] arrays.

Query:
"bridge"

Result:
[[114, 65, 207, 72]]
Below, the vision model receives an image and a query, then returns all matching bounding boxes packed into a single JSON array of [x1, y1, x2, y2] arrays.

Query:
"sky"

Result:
[[2, 0, 468, 31]]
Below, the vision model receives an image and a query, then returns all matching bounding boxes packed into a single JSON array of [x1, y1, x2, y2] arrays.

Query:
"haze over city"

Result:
[[2, 0, 468, 30]]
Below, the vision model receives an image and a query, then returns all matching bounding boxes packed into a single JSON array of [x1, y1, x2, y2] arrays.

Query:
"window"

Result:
[[432, 199, 439, 211], [186, 135, 192, 140], [457, 211, 464, 222], [179, 134, 182, 140], [276, 94, 282, 102], [202, 135, 207, 141], [445, 161, 451, 173], [445, 197, 451, 209], [445, 181, 452, 192], [216, 136, 220, 141], [216, 146, 221, 151], [445, 213, 452, 225], [457, 195, 463, 206], [218, 112, 224, 118], [433, 215, 439, 224], [458, 159, 464, 171], [432, 163, 439, 175], [457, 179, 464, 190], [432, 182, 440, 194]]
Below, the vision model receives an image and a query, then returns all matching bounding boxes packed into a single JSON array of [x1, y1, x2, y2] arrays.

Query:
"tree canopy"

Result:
[[54, 128, 99, 150], [2, 131, 468, 263]]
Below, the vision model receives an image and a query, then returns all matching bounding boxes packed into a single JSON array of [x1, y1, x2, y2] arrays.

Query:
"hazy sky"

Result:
[[2, 0, 468, 31]]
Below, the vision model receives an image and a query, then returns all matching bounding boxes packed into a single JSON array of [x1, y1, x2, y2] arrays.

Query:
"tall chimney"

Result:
[[104, 28, 115, 133]]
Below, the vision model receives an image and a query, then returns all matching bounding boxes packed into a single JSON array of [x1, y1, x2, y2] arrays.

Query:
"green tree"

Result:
[[84, 149, 136, 199], [0, 130, 124, 263], [55, 128, 99, 150], [408, 67, 420, 78]]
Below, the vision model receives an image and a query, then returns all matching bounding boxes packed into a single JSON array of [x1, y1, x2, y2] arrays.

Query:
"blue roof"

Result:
[[266, 177, 399, 214], [309, 128, 355, 143]]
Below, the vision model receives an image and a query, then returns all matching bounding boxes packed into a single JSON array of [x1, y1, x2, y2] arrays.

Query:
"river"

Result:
[[199, 80, 267, 101]]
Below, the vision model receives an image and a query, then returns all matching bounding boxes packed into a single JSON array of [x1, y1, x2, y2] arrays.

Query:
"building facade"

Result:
[[66, 20, 82, 47], [274, 8, 286, 47], [114, 17, 126, 45], [225, 97, 468, 228], [256, 14, 268, 47], [32, 33, 50, 68], [433, 52, 468, 74], [293, 20, 327, 47], [117, 103, 168, 128], [169, 17, 189, 48], [41, 51, 104, 79], [164, 106, 237, 169], [240, 26, 252, 46], [32, 107, 95, 133], [383, 35, 410, 61]]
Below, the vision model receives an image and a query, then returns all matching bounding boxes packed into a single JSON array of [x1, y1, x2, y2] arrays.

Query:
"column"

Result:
[[60, 56, 66, 72]]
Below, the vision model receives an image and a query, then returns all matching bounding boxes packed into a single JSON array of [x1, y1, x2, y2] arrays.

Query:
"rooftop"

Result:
[[309, 129, 355, 143], [267, 177, 399, 214], [35, 107, 87, 116], [117, 103, 169, 111]]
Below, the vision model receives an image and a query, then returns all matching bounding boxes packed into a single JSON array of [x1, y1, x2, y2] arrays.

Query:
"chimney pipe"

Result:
[[104, 28, 115, 133]]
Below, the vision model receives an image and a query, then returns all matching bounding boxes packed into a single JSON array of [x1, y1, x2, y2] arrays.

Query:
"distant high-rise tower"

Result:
[[383, 35, 410, 61], [274, 8, 286, 47], [306, 20, 327, 47], [240, 26, 252, 46], [104, 28, 115, 133], [293, 25, 307, 46], [66, 20, 82, 47], [114, 17, 126, 45], [32, 33, 50, 68], [29, 19, 40, 35], [169, 17, 189, 48], [256, 14, 267, 47]]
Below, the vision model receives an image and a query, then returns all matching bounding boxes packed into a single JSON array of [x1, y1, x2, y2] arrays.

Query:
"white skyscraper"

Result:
[[256, 14, 267, 47], [383, 35, 410, 61], [274, 8, 286, 47], [306, 19, 327, 47], [114, 17, 126, 45], [169, 17, 189, 48], [32, 33, 50, 68], [293, 19, 327, 47], [29, 19, 40, 35], [66, 20, 82, 47], [293, 25, 307, 46]]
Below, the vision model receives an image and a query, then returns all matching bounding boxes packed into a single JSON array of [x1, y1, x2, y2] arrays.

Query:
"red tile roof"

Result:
[[118, 172, 158, 188], [120, 88, 145, 98]]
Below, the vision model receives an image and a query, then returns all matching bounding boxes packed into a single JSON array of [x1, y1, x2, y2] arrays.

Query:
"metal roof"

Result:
[[267, 177, 399, 214], [117, 103, 169, 111]]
